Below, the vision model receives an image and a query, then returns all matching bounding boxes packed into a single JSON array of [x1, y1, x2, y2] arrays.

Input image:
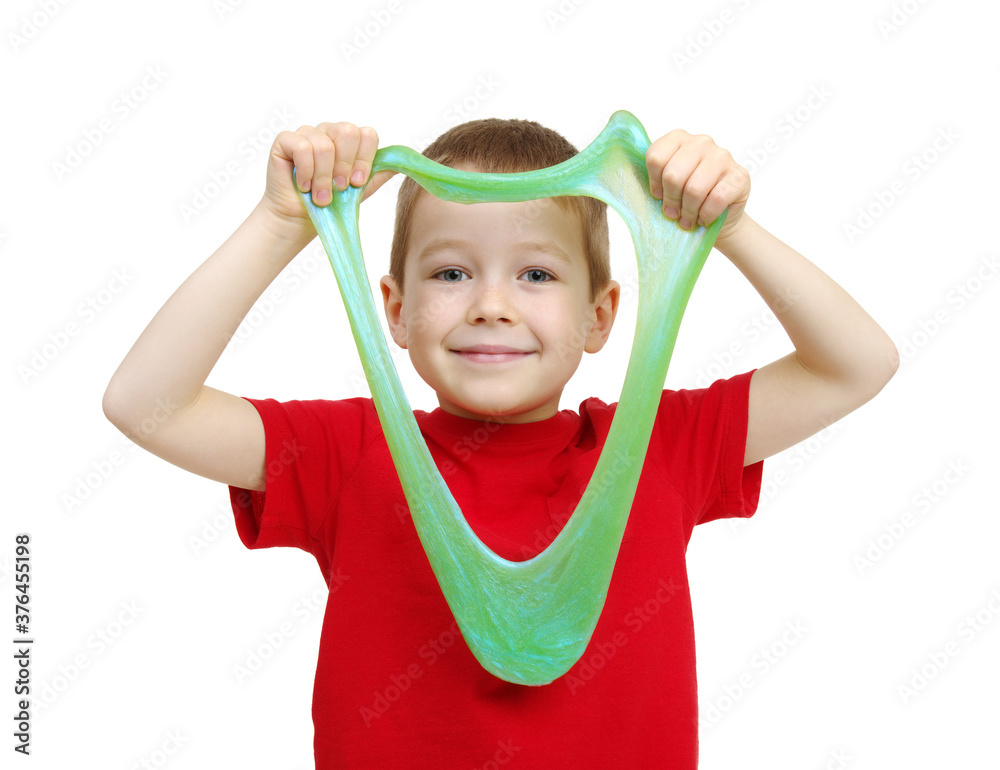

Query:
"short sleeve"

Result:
[[654, 370, 763, 527], [227, 397, 376, 581]]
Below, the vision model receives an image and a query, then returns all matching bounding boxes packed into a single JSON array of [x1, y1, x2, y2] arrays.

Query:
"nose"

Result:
[[467, 280, 518, 326]]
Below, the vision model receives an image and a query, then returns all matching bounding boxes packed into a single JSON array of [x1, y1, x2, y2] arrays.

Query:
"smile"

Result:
[[451, 346, 534, 364]]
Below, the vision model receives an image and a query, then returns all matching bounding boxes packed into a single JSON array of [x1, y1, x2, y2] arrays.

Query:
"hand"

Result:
[[645, 129, 750, 243], [257, 121, 397, 237]]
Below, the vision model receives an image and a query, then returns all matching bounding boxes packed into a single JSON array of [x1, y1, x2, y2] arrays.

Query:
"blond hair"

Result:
[[389, 118, 610, 300]]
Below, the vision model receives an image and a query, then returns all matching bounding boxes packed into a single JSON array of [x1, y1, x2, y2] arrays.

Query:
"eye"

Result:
[[433, 268, 468, 283], [521, 268, 553, 284]]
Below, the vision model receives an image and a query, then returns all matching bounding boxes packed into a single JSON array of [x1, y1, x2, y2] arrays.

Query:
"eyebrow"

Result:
[[416, 238, 574, 264], [416, 238, 473, 263]]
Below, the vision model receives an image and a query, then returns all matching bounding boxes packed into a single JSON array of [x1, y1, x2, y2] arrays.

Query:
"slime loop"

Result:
[[296, 110, 726, 685]]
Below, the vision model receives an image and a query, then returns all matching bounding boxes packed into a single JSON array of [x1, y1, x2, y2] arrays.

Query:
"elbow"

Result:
[[103, 377, 192, 447], [875, 333, 900, 391], [824, 334, 899, 410], [101, 374, 149, 437], [856, 336, 900, 404], [884, 339, 901, 382], [102, 377, 130, 433]]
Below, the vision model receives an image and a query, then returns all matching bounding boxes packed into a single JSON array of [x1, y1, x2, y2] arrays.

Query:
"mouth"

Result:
[[451, 345, 534, 364]]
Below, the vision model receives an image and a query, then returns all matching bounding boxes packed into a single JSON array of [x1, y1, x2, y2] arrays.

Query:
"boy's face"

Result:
[[380, 190, 619, 423]]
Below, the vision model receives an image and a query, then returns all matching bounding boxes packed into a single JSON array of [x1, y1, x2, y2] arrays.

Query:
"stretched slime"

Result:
[[296, 110, 726, 685]]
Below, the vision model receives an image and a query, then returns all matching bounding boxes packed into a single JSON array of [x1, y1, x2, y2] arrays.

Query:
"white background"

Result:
[[3, 0, 999, 767]]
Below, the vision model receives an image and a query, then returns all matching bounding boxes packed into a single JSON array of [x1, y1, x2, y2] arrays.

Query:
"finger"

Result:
[[678, 154, 728, 230], [698, 167, 750, 228], [320, 122, 361, 192], [351, 126, 379, 187], [274, 130, 313, 193], [645, 131, 684, 203], [295, 125, 337, 205], [657, 141, 704, 222]]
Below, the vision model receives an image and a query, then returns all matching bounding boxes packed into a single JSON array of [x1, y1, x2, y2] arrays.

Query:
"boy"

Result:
[[103, 117, 897, 768]]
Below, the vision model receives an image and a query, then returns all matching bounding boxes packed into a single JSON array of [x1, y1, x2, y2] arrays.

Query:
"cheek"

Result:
[[407, 310, 429, 336], [537, 297, 589, 336], [403, 289, 458, 340]]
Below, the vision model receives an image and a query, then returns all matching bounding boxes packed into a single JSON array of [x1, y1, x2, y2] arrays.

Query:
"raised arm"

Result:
[[645, 130, 898, 466], [103, 123, 393, 490]]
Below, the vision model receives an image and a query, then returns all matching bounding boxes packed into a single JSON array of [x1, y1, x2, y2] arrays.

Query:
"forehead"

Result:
[[407, 190, 585, 257]]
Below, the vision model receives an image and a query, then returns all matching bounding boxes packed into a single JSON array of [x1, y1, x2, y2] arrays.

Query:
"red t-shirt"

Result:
[[229, 370, 762, 768]]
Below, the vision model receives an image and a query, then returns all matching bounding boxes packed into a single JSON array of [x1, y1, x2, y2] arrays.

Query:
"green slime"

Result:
[[296, 110, 726, 685]]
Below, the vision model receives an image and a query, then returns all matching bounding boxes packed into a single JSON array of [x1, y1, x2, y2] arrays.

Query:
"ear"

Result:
[[584, 279, 620, 354], [380, 275, 408, 349]]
